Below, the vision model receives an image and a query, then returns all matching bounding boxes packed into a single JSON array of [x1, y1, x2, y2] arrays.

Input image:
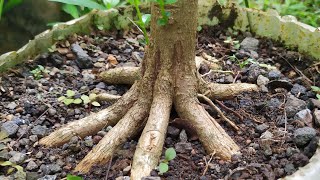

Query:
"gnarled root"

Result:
[[175, 94, 239, 159], [199, 77, 258, 100], [131, 72, 173, 179], [74, 96, 151, 173], [39, 83, 139, 147]]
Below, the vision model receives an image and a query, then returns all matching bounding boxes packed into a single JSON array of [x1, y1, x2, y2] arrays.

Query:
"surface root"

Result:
[[75, 96, 150, 173]]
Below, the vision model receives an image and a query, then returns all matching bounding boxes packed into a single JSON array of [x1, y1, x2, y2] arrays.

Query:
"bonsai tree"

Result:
[[40, 0, 257, 179]]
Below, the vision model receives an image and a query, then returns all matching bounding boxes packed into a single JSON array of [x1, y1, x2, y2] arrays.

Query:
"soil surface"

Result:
[[0, 26, 320, 180]]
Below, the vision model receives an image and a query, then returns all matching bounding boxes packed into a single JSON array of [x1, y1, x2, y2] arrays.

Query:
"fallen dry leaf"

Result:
[[107, 55, 118, 66]]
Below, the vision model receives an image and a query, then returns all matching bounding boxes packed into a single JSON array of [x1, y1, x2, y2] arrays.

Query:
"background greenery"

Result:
[[237, 0, 320, 27], [0, 0, 319, 27]]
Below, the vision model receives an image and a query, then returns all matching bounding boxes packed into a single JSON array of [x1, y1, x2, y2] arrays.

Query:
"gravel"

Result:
[[293, 127, 317, 147]]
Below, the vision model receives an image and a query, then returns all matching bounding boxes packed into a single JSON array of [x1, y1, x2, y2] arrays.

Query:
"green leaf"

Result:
[[103, 0, 120, 9], [0, 137, 11, 143], [0, 0, 4, 21], [97, 25, 104, 30], [142, 14, 151, 25], [62, 4, 79, 18], [234, 43, 240, 49], [63, 98, 74, 106], [217, 0, 227, 6], [49, 0, 106, 10], [73, 98, 82, 104], [165, 147, 176, 161], [37, 65, 45, 71], [91, 101, 101, 107], [158, 162, 169, 174], [89, 93, 97, 100], [0, 144, 7, 150], [58, 96, 66, 102], [316, 94, 320, 100], [164, 0, 177, 4], [197, 26, 202, 32], [67, 174, 83, 180], [0, 131, 9, 140], [66, 90, 75, 97], [311, 86, 320, 92], [81, 95, 90, 104], [3, 0, 23, 13], [157, 18, 167, 26], [0, 161, 26, 179], [127, 0, 134, 5]]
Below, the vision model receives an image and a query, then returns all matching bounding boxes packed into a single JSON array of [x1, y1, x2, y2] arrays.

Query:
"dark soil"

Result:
[[0, 26, 319, 180]]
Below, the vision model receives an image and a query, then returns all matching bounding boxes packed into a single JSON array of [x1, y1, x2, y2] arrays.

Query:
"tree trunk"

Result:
[[40, 0, 252, 178], [131, 0, 239, 178]]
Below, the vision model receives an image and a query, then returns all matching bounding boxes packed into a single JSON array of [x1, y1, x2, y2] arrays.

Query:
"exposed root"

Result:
[[95, 93, 121, 103], [195, 56, 221, 71], [175, 97, 240, 160], [199, 78, 258, 100], [131, 74, 173, 179], [100, 55, 222, 84], [202, 152, 215, 176], [215, 99, 244, 121], [100, 66, 257, 100], [201, 69, 233, 77], [100, 67, 140, 85], [198, 94, 240, 131], [39, 83, 139, 147], [74, 96, 151, 173]]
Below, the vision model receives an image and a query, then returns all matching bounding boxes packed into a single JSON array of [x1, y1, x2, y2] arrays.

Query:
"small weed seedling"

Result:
[[30, 65, 49, 80], [229, 55, 276, 70], [66, 174, 83, 180], [224, 36, 240, 49], [158, 147, 176, 174], [311, 86, 320, 101], [58, 90, 101, 106], [58, 90, 82, 106], [80, 93, 101, 107], [229, 55, 251, 69]]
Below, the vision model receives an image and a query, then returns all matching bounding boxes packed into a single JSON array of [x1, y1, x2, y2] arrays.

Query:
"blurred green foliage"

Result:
[[238, 0, 320, 27], [50, 0, 150, 19], [0, 0, 23, 21]]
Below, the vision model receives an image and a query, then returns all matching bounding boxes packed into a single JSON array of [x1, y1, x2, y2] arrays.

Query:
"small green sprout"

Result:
[[229, 55, 276, 70], [66, 174, 83, 180], [58, 90, 82, 106], [311, 86, 320, 101], [81, 93, 101, 107], [58, 90, 101, 106], [158, 147, 176, 174], [224, 36, 240, 49], [30, 65, 49, 80], [229, 55, 251, 69]]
